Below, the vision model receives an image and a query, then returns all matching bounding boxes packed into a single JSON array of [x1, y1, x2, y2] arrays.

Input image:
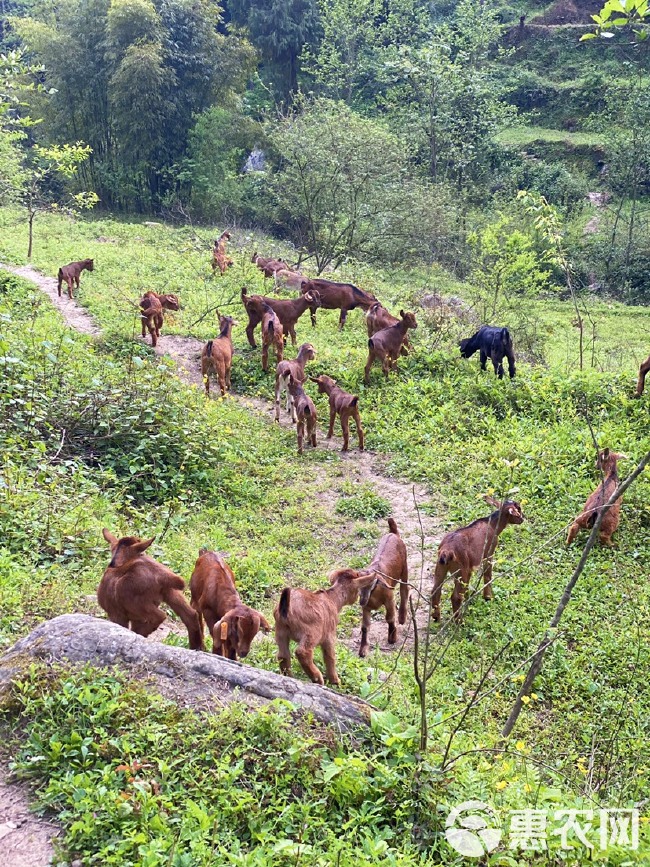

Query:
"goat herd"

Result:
[[53, 237, 645, 687]]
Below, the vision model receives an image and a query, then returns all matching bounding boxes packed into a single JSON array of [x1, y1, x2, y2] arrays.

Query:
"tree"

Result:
[[20, 142, 97, 258], [270, 99, 459, 271], [227, 0, 320, 99]]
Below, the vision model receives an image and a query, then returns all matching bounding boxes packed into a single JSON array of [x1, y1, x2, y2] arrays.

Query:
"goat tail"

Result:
[[368, 338, 374, 350], [586, 508, 599, 529], [438, 549, 455, 566], [387, 517, 399, 535], [304, 405, 311, 417], [268, 320, 274, 336], [205, 340, 213, 357], [350, 396, 359, 407], [279, 587, 291, 620], [501, 327, 512, 346]]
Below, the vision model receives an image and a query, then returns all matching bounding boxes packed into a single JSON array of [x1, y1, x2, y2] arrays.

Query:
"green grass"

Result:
[[496, 126, 605, 148], [1, 210, 650, 864]]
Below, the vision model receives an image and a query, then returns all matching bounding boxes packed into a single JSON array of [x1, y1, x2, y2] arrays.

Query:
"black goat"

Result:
[[459, 326, 516, 379]]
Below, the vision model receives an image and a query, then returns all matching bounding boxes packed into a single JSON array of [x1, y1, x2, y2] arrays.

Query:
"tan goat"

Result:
[[431, 497, 525, 623], [201, 313, 236, 396], [287, 374, 317, 454], [364, 310, 417, 384], [189, 549, 270, 660], [275, 343, 316, 422], [261, 304, 284, 373], [274, 568, 376, 685], [358, 518, 408, 657], [309, 374, 364, 451], [140, 291, 180, 347], [636, 354, 650, 397], [98, 529, 203, 650]]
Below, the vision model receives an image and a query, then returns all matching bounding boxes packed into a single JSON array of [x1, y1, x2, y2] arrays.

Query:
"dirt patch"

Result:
[[0, 769, 58, 867]]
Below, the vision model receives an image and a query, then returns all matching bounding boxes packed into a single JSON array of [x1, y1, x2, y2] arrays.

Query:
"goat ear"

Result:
[[484, 495, 501, 508], [400, 309, 406, 318], [259, 615, 271, 634], [102, 528, 118, 546], [133, 536, 154, 554], [601, 448, 610, 459]]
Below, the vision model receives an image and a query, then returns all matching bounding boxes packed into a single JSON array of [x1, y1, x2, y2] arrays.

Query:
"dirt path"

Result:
[[4, 263, 443, 648], [0, 771, 58, 867]]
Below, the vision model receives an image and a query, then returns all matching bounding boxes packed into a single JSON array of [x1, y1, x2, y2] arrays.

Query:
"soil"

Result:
[[0, 770, 58, 867], [531, 0, 603, 26]]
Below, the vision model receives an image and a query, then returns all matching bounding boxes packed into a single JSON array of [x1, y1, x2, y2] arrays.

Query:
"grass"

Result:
[[496, 126, 605, 149], [0, 209, 649, 863]]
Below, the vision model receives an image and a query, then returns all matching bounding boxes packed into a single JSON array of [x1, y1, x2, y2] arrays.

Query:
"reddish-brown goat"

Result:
[[261, 304, 284, 372], [287, 374, 317, 454], [57, 258, 94, 299], [357, 518, 408, 657], [431, 497, 525, 623], [140, 291, 180, 347], [274, 568, 377, 685], [364, 310, 417, 384], [275, 343, 316, 422], [300, 279, 377, 329], [636, 354, 650, 397], [189, 549, 270, 660], [566, 449, 627, 546], [309, 374, 364, 451], [241, 286, 321, 347], [98, 529, 203, 650], [202, 313, 236, 396], [251, 252, 289, 278], [211, 231, 233, 275], [366, 302, 409, 356]]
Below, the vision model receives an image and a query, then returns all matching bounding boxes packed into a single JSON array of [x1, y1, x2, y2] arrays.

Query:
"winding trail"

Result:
[[2, 262, 443, 649]]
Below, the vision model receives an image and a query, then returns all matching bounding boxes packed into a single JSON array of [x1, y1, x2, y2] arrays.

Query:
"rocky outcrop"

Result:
[[0, 615, 372, 732]]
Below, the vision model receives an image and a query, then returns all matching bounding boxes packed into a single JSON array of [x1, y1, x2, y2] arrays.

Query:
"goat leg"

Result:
[[327, 407, 336, 439], [319, 639, 340, 686], [296, 644, 324, 685], [359, 606, 372, 658], [165, 589, 204, 651]]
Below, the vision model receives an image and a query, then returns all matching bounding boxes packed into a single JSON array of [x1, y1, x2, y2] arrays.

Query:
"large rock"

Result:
[[0, 615, 372, 732]]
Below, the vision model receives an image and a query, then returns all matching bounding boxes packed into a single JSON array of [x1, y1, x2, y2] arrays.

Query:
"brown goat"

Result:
[[211, 231, 233, 275], [241, 286, 321, 347], [287, 374, 317, 454], [366, 302, 409, 356], [261, 304, 284, 372], [431, 497, 525, 623], [566, 449, 627, 546], [189, 549, 270, 660], [201, 312, 236, 396], [98, 529, 203, 650], [636, 354, 650, 397], [309, 374, 364, 452], [300, 279, 378, 329], [274, 568, 376, 685], [275, 342, 316, 422], [251, 252, 289, 278], [57, 258, 94, 299], [357, 518, 408, 657], [140, 291, 180, 347], [364, 310, 417, 384]]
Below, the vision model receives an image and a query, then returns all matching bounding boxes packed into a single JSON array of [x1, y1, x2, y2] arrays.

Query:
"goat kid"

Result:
[[211, 231, 233, 275], [202, 312, 236, 396], [309, 374, 364, 451], [251, 252, 289, 278], [366, 303, 409, 356], [140, 291, 180, 347], [189, 549, 270, 660], [431, 497, 524, 623], [98, 529, 203, 650], [364, 310, 417, 384], [459, 325, 516, 379], [357, 518, 408, 657], [287, 374, 317, 454], [566, 449, 627, 546], [274, 568, 376, 685], [261, 304, 284, 372], [275, 343, 316, 422], [57, 258, 94, 299]]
